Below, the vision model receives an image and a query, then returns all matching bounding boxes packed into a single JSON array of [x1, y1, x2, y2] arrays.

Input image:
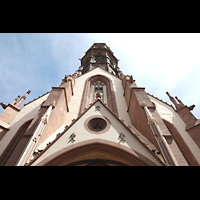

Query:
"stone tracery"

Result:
[[79, 74, 118, 116]]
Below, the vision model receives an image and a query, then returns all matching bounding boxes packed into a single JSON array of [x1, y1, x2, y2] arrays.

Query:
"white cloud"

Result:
[[87, 33, 200, 118], [0, 33, 199, 118]]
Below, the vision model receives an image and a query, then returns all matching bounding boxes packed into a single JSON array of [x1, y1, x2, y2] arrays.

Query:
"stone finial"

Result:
[[0, 102, 8, 109], [175, 96, 185, 107], [166, 92, 181, 110], [15, 90, 31, 108], [167, 92, 195, 111], [130, 75, 134, 83], [188, 104, 195, 111], [11, 95, 21, 105], [166, 92, 172, 99]]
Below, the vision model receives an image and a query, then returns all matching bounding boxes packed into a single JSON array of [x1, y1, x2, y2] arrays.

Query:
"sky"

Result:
[[0, 33, 199, 118]]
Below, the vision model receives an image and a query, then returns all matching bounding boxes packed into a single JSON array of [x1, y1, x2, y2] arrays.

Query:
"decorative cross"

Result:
[[118, 132, 125, 143], [95, 105, 100, 111], [69, 133, 76, 143]]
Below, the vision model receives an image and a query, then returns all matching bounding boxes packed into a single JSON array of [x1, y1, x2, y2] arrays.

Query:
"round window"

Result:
[[88, 118, 107, 132]]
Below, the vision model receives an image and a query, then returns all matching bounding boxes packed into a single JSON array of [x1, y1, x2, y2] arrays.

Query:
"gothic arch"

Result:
[[35, 139, 159, 166], [79, 74, 118, 116]]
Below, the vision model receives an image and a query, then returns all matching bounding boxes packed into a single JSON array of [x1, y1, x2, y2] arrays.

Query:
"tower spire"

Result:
[[79, 43, 121, 78]]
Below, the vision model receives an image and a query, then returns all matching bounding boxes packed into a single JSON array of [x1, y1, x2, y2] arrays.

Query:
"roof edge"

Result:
[[147, 92, 175, 110], [28, 99, 165, 166]]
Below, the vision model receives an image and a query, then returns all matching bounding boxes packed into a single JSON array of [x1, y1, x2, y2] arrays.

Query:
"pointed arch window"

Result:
[[79, 75, 118, 116], [91, 79, 107, 103]]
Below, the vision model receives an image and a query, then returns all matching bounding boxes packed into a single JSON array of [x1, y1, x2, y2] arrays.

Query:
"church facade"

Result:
[[0, 43, 200, 166]]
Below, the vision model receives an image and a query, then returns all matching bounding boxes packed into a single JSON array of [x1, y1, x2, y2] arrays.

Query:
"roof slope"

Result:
[[28, 99, 164, 166]]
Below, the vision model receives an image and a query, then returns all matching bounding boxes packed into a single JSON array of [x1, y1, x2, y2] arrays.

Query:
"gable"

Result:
[[30, 100, 164, 166], [65, 66, 121, 125], [67, 66, 134, 129]]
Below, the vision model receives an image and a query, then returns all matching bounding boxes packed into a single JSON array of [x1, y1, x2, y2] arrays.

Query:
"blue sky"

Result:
[[0, 33, 199, 118]]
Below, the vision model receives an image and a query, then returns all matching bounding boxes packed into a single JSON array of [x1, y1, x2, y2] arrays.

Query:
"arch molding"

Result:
[[35, 139, 159, 166]]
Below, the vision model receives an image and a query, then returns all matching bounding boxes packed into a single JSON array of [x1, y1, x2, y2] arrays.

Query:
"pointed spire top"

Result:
[[166, 92, 195, 111], [175, 96, 185, 107], [166, 92, 181, 110], [15, 90, 31, 108], [11, 95, 21, 105]]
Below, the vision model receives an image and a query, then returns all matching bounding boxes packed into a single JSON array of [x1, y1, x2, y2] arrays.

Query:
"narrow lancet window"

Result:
[[79, 75, 118, 116], [92, 80, 105, 102]]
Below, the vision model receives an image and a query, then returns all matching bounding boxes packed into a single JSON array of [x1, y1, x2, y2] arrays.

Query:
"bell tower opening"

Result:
[[78, 43, 121, 78]]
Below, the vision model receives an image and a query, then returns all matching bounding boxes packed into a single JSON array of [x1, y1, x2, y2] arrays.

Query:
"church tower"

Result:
[[0, 43, 200, 166]]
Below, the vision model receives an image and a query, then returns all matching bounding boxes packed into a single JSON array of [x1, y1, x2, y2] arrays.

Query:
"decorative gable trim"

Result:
[[27, 99, 165, 166], [78, 74, 118, 116]]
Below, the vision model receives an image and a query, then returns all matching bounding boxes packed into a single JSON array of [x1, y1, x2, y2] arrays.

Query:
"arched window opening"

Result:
[[79, 75, 118, 116], [91, 79, 106, 103]]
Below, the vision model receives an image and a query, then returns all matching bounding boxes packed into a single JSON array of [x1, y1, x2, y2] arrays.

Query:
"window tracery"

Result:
[[79, 75, 118, 116], [92, 80, 105, 101]]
